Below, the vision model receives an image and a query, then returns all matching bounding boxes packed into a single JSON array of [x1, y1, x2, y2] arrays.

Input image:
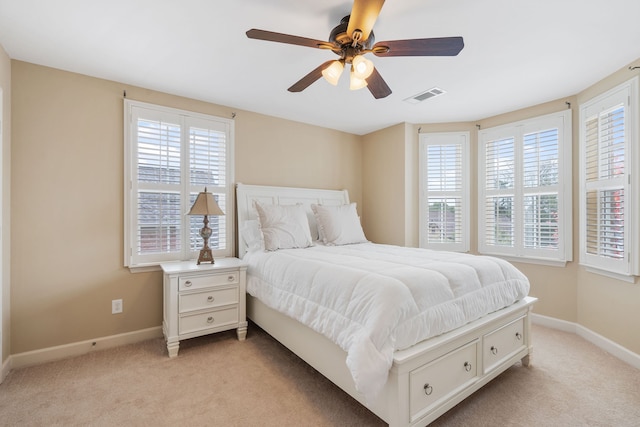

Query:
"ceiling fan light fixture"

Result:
[[321, 60, 344, 86], [349, 67, 368, 90], [352, 55, 374, 79]]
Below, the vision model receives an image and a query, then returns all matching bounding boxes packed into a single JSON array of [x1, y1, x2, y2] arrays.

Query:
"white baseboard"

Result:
[[4, 317, 638, 376], [531, 313, 640, 370], [9, 326, 163, 370]]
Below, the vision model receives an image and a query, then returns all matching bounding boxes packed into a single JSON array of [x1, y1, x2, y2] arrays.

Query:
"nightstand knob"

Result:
[[207, 296, 214, 302], [184, 280, 192, 287], [227, 275, 234, 282], [207, 316, 214, 323], [424, 383, 433, 396]]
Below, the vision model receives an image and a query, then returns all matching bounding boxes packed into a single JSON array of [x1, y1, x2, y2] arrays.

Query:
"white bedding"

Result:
[[244, 242, 530, 403]]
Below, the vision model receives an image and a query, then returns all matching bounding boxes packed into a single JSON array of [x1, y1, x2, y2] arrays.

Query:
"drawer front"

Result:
[[409, 341, 478, 421], [179, 271, 239, 291], [483, 317, 525, 373], [179, 286, 239, 313], [179, 306, 239, 335]]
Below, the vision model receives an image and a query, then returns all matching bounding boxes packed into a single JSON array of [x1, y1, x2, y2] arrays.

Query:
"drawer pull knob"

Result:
[[491, 346, 498, 355], [207, 316, 214, 323], [423, 384, 433, 396], [207, 296, 215, 302], [515, 332, 522, 340], [228, 275, 234, 281], [184, 280, 192, 287], [464, 361, 472, 372]]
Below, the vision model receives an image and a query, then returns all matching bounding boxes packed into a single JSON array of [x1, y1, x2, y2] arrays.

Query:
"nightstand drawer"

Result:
[[179, 271, 239, 291], [179, 306, 239, 335], [179, 287, 239, 313]]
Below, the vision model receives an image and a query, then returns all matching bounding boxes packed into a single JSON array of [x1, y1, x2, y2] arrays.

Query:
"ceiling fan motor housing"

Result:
[[329, 15, 375, 62]]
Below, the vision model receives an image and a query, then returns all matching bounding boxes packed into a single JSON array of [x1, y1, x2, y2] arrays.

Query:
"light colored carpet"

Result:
[[0, 323, 638, 426]]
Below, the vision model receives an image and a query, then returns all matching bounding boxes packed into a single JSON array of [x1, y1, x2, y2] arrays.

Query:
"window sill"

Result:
[[127, 264, 162, 274], [583, 265, 638, 284], [479, 253, 569, 268]]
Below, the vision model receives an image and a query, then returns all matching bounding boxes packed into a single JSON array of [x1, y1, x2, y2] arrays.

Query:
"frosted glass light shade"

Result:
[[349, 68, 368, 90], [352, 55, 374, 79], [322, 60, 344, 86]]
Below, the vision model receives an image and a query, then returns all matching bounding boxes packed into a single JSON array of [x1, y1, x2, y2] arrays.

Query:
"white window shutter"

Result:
[[580, 77, 638, 277], [478, 110, 571, 264], [419, 132, 470, 252], [124, 100, 234, 268]]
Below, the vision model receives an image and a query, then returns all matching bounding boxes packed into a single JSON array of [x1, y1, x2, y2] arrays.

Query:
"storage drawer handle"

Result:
[[464, 361, 472, 372], [490, 346, 498, 355], [227, 275, 235, 282], [515, 332, 522, 340], [423, 383, 433, 396], [184, 280, 192, 287], [207, 296, 215, 302], [207, 316, 214, 323]]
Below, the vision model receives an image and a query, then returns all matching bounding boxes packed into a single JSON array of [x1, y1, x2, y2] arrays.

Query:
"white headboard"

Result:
[[236, 183, 350, 258]]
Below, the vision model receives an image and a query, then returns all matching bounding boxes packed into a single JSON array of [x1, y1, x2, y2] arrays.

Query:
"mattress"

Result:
[[243, 242, 530, 403]]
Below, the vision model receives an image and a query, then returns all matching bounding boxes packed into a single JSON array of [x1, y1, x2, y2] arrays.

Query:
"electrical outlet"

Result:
[[112, 299, 123, 314]]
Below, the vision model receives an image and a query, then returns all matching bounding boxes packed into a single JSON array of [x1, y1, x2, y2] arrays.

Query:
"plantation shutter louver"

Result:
[[523, 128, 559, 250], [483, 137, 515, 248], [188, 121, 228, 253], [136, 117, 183, 256], [419, 132, 470, 252]]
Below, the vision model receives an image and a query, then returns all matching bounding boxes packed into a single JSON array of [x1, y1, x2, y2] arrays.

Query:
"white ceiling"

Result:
[[1, 0, 640, 135]]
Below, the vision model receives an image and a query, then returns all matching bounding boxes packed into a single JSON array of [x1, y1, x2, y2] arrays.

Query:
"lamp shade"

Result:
[[188, 188, 224, 216]]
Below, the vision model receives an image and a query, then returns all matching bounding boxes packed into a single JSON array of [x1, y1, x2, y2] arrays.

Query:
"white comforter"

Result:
[[244, 243, 530, 403]]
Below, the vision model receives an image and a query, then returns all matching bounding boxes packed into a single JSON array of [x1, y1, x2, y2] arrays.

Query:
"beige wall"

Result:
[[10, 61, 362, 354], [0, 44, 10, 364], [361, 123, 406, 245]]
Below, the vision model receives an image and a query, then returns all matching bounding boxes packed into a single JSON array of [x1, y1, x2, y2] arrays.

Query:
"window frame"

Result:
[[124, 100, 235, 270], [478, 110, 572, 265], [578, 76, 639, 279], [418, 131, 470, 252]]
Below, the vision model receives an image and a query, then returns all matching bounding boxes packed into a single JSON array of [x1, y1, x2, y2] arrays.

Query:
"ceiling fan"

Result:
[[246, 0, 464, 99]]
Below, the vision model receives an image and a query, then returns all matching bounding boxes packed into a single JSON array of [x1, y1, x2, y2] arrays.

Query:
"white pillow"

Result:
[[254, 201, 313, 251], [240, 220, 263, 252], [311, 203, 368, 246]]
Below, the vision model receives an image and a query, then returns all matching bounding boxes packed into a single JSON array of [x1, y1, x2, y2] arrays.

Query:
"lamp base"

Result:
[[196, 248, 214, 265]]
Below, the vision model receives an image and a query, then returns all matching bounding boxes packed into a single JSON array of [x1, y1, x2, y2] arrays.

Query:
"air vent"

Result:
[[404, 87, 446, 104]]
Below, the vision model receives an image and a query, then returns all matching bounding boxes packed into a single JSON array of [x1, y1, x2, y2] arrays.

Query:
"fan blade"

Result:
[[288, 60, 335, 93], [373, 37, 464, 57], [246, 29, 337, 50], [347, 0, 385, 42], [366, 67, 392, 99]]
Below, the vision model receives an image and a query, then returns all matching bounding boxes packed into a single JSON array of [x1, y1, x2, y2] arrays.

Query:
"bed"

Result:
[[236, 183, 536, 427]]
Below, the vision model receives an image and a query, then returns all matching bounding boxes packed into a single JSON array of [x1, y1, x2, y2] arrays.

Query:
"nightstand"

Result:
[[161, 258, 247, 357]]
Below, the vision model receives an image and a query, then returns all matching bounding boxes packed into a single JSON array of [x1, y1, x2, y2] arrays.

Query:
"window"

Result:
[[478, 110, 572, 264], [124, 100, 234, 268], [579, 77, 639, 278], [419, 132, 470, 252]]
